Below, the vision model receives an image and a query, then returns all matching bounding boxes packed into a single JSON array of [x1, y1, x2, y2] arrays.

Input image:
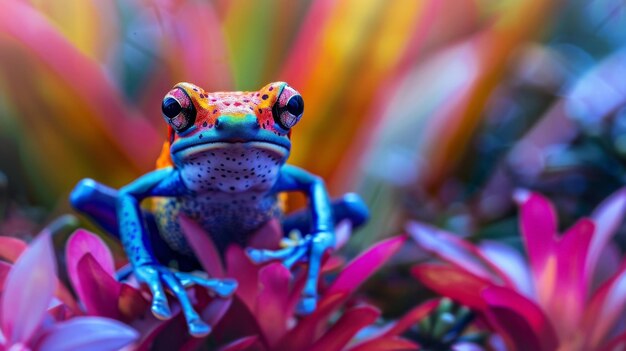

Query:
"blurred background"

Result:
[[1, 0, 625, 259]]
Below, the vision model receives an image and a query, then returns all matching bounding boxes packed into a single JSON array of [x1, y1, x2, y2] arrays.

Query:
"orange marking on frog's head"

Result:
[[156, 82, 304, 169]]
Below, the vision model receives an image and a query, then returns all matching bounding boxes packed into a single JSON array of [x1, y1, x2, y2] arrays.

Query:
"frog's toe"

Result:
[[213, 279, 238, 298], [151, 300, 172, 320], [245, 247, 267, 263], [295, 294, 318, 316], [188, 318, 212, 338]]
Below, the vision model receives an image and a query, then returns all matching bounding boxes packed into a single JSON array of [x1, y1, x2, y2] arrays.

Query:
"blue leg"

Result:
[[70, 178, 120, 237], [281, 192, 369, 235], [248, 166, 369, 315]]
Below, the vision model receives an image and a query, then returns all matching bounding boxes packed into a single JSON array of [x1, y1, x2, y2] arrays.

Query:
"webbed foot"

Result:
[[246, 230, 334, 314]]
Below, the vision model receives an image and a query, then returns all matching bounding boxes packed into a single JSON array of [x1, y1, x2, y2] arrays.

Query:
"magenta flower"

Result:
[[178, 215, 409, 351], [0, 231, 138, 351], [409, 188, 626, 351], [64, 229, 232, 349]]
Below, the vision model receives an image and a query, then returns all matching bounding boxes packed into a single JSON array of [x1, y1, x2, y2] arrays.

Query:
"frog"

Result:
[[70, 81, 369, 337]]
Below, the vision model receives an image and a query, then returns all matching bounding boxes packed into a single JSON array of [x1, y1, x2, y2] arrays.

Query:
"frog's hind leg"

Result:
[[281, 192, 369, 235], [70, 178, 121, 237], [71, 178, 203, 271]]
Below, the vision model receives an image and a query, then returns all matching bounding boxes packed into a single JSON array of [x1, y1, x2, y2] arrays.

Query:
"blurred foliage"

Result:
[[0, 0, 625, 256]]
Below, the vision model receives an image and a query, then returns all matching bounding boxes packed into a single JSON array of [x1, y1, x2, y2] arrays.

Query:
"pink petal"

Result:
[[276, 293, 348, 350], [347, 337, 418, 351], [211, 297, 267, 348], [411, 264, 492, 310], [588, 188, 626, 281], [308, 305, 380, 351], [0, 261, 12, 291], [247, 218, 282, 250], [545, 218, 593, 335], [76, 254, 122, 319], [225, 245, 261, 312], [37, 316, 138, 351], [482, 286, 558, 351], [255, 263, 291, 347], [0, 237, 26, 263], [479, 241, 533, 297], [600, 331, 626, 351], [178, 214, 225, 278], [66, 229, 115, 292], [327, 235, 406, 296], [118, 284, 149, 322], [515, 190, 558, 281], [582, 263, 626, 348], [216, 335, 259, 351], [407, 222, 495, 281], [1, 232, 57, 344], [201, 297, 233, 327]]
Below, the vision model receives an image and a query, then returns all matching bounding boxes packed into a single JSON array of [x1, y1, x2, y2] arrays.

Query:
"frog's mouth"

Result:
[[173, 141, 289, 162]]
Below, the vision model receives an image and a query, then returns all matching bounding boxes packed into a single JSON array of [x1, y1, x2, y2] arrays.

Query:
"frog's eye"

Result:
[[162, 88, 196, 132], [273, 86, 304, 130]]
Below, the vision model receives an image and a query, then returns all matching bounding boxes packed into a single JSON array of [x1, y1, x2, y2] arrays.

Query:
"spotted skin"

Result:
[[70, 81, 369, 337]]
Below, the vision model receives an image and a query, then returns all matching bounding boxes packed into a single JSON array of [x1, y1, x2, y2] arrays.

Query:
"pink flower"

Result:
[[409, 188, 626, 351], [64, 229, 232, 349], [179, 215, 409, 351], [0, 231, 138, 351]]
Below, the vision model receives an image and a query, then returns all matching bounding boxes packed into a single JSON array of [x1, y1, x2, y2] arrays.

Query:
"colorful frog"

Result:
[[70, 82, 368, 336]]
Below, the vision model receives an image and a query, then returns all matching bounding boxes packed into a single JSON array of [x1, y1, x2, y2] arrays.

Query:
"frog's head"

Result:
[[156, 82, 304, 192]]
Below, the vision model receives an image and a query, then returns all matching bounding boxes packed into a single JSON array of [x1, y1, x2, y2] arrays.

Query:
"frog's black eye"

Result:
[[273, 86, 304, 130], [286, 95, 304, 117], [162, 88, 196, 132], [162, 97, 181, 118]]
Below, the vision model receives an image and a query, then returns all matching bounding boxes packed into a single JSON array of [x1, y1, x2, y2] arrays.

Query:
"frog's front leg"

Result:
[[117, 168, 237, 337], [247, 165, 335, 314]]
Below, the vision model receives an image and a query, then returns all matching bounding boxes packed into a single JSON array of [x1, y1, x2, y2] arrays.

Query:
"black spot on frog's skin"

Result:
[[199, 134, 203, 139], [262, 94, 268, 100], [202, 121, 208, 127], [230, 186, 235, 191], [258, 108, 262, 114]]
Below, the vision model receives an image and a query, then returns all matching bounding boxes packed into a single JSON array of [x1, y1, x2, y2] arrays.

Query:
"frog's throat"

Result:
[[173, 141, 289, 162]]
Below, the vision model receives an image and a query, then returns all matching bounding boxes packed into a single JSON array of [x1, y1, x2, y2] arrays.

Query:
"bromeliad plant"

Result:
[[176, 216, 411, 351], [0, 215, 409, 350], [0, 232, 138, 351], [409, 188, 626, 351]]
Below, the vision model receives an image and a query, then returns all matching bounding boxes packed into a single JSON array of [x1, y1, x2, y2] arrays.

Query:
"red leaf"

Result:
[[275, 293, 348, 350], [247, 218, 282, 250], [327, 235, 406, 296], [411, 264, 492, 310], [179, 214, 225, 278], [0, 236, 26, 263], [66, 229, 116, 293], [482, 286, 558, 351], [226, 245, 262, 312], [76, 254, 122, 319], [255, 263, 291, 347], [308, 305, 380, 351], [515, 191, 558, 281]]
